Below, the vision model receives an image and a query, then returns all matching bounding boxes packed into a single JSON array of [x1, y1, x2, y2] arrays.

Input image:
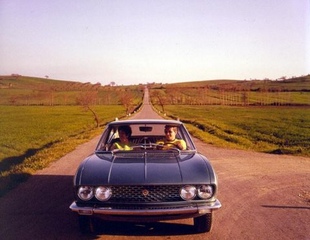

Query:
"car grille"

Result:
[[109, 185, 182, 203]]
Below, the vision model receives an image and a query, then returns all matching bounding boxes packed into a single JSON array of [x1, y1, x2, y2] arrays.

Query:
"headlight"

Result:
[[180, 185, 196, 200], [78, 186, 94, 201], [197, 185, 213, 199], [95, 186, 112, 201]]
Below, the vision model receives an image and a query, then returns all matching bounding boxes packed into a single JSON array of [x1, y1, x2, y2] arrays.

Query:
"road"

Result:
[[0, 89, 309, 240]]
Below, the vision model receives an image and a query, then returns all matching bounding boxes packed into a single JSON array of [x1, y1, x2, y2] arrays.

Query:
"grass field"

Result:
[[159, 105, 310, 156], [0, 105, 127, 196]]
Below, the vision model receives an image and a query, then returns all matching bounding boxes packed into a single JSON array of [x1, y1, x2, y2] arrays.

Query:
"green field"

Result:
[[159, 105, 310, 156], [0, 105, 127, 196]]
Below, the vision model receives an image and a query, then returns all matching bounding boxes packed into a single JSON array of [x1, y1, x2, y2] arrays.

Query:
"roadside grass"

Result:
[[0, 105, 126, 196], [158, 105, 310, 156]]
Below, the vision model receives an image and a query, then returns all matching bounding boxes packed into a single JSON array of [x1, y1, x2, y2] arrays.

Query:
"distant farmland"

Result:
[[0, 75, 144, 106], [149, 75, 310, 107]]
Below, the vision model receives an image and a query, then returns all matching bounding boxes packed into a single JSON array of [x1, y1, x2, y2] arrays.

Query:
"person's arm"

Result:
[[155, 140, 165, 149], [175, 139, 186, 150], [110, 142, 119, 150]]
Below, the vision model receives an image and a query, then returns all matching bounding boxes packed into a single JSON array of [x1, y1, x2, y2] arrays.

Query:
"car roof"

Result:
[[107, 119, 182, 127]]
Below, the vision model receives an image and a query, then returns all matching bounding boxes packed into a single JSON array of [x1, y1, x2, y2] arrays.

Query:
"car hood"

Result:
[[74, 151, 216, 185]]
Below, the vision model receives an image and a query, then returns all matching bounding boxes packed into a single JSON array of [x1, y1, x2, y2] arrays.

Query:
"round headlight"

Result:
[[180, 185, 196, 200], [95, 186, 112, 201], [197, 185, 213, 199], [78, 186, 94, 201]]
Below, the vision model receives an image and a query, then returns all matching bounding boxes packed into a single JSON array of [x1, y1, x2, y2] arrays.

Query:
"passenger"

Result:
[[110, 125, 133, 150], [156, 125, 187, 150]]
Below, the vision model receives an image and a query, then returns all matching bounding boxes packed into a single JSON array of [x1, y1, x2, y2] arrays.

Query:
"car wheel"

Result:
[[194, 213, 213, 233], [78, 215, 99, 234]]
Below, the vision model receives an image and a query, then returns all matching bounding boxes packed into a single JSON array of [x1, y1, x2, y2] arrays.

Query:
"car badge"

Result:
[[142, 189, 149, 197]]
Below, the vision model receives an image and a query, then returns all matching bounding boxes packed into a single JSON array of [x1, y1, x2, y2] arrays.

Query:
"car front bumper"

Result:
[[70, 200, 221, 221]]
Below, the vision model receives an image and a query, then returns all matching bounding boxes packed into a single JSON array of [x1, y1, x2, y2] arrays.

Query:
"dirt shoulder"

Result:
[[195, 138, 310, 240]]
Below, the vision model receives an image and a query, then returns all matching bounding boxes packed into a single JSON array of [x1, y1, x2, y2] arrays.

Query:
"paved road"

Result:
[[0, 89, 309, 240]]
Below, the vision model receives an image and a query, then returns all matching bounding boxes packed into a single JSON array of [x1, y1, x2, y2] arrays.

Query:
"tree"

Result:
[[76, 91, 99, 127], [118, 91, 134, 115], [241, 92, 249, 106], [48, 86, 56, 106], [152, 90, 166, 113]]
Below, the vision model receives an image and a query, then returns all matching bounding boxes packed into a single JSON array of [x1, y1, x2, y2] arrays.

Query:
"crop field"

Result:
[[160, 105, 310, 156], [149, 75, 310, 106], [0, 105, 126, 196], [0, 75, 144, 106]]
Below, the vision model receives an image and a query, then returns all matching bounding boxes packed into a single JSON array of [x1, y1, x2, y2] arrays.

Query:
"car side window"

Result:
[[100, 128, 118, 150]]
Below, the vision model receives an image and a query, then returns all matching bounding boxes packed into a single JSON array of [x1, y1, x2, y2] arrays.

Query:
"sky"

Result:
[[0, 0, 309, 85]]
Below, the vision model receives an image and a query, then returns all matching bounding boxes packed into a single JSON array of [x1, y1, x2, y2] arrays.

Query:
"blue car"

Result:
[[70, 119, 221, 233]]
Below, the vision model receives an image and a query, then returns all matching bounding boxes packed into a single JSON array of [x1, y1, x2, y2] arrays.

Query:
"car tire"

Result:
[[194, 213, 213, 233], [78, 215, 99, 234]]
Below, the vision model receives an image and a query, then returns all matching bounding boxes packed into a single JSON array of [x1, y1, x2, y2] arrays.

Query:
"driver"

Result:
[[156, 125, 187, 150]]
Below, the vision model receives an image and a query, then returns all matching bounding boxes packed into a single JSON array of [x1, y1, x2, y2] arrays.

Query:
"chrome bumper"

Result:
[[69, 200, 221, 216]]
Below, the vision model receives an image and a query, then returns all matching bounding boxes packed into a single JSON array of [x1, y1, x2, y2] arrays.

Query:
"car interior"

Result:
[[98, 123, 192, 151]]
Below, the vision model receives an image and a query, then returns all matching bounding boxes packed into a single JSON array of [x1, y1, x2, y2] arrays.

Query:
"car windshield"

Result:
[[96, 122, 196, 151]]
